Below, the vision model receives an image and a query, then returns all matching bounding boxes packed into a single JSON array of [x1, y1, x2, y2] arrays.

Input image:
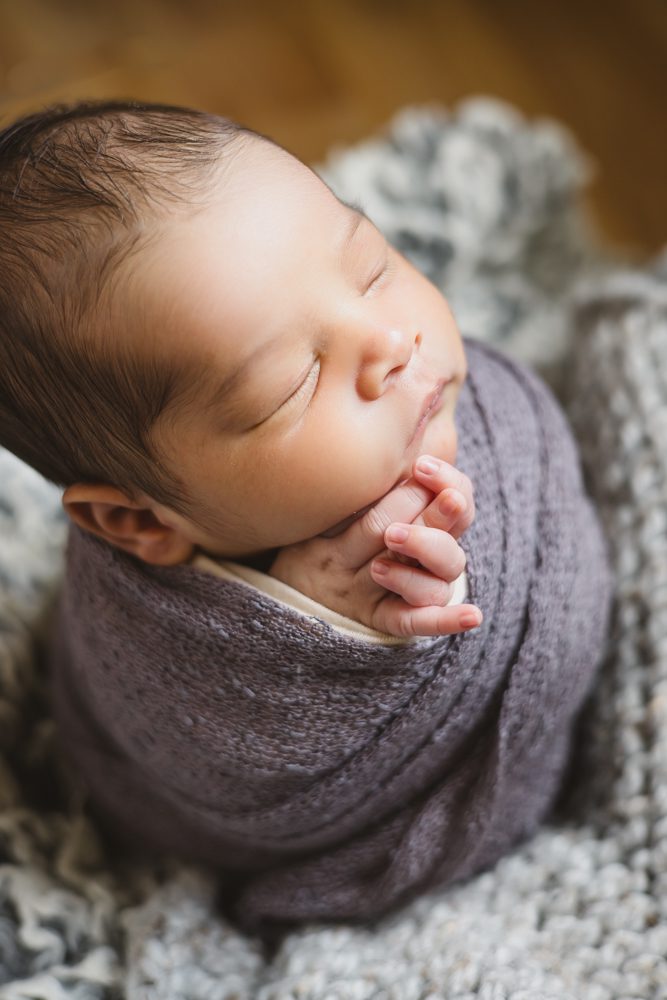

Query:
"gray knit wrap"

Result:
[[47, 336, 613, 940], [1, 96, 666, 998]]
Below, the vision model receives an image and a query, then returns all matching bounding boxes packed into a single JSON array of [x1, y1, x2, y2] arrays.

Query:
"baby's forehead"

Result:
[[123, 143, 364, 377], [222, 137, 348, 220]]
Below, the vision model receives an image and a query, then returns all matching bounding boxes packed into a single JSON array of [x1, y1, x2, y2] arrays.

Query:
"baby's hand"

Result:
[[268, 455, 482, 638]]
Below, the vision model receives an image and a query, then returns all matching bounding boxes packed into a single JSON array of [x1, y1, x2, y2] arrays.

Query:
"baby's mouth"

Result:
[[407, 378, 447, 448]]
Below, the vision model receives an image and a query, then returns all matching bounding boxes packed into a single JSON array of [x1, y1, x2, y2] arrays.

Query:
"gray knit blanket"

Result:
[[48, 335, 613, 945], [1, 96, 666, 999]]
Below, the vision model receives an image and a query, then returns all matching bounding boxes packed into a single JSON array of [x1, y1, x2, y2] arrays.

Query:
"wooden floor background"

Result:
[[0, 0, 664, 258]]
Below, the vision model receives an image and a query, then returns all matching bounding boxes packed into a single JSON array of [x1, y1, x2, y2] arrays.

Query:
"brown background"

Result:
[[1, 0, 665, 259]]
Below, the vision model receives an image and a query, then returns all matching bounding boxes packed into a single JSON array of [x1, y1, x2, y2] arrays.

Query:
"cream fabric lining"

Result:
[[190, 551, 468, 646]]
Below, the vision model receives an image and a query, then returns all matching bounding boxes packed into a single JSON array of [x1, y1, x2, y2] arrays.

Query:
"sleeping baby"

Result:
[[0, 100, 614, 942]]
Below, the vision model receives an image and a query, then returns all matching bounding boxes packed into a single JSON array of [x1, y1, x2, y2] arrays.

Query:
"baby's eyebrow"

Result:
[[337, 197, 372, 264]]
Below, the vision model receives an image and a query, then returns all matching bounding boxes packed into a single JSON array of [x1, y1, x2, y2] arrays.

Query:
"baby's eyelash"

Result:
[[282, 357, 321, 411], [367, 249, 397, 293]]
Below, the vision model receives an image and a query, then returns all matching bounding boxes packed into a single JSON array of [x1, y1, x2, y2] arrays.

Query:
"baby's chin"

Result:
[[317, 412, 457, 540]]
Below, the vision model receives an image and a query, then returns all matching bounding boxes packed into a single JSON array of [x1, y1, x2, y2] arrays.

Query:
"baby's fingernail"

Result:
[[371, 560, 389, 576], [461, 611, 482, 629], [386, 524, 409, 544], [416, 456, 439, 475]]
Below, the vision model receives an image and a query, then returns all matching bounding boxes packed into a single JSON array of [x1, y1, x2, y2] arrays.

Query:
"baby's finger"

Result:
[[372, 595, 483, 638], [411, 455, 476, 538], [335, 477, 433, 568], [409, 487, 470, 541], [425, 489, 474, 541], [382, 522, 466, 583], [370, 558, 455, 607]]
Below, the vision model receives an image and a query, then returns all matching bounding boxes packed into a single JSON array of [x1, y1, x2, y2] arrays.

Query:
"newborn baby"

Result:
[[0, 100, 613, 941], [60, 120, 482, 635], [0, 98, 480, 639]]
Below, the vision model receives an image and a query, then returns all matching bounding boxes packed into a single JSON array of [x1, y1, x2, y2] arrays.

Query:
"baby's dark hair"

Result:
[[0, 98, 264, 517]]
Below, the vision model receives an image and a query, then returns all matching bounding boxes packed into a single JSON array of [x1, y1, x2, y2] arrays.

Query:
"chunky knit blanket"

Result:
[[1, 96, 666, 998], [48, 336, 613, 943]]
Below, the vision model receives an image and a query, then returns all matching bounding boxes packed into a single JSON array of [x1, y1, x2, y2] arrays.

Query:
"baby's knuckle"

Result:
[[398, 613, 417, 637], [403, 484, 429, 508], [382, 605, 410, 637], [412, 588, 433, 609], [435, 491, 460, 519], [373, 605, 400, 637], [432, 581, 454, 606], [362, 505, 390, 539]]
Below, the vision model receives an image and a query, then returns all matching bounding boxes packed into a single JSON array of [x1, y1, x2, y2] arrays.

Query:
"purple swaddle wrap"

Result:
[[48, 337, 614, 938]]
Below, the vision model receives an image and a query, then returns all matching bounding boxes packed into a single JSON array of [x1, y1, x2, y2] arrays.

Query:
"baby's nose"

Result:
[[356, 328, 421, 400]]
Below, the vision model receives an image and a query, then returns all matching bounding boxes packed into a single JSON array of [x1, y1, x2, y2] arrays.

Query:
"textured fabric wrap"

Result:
[[48, 336, 614, 937]]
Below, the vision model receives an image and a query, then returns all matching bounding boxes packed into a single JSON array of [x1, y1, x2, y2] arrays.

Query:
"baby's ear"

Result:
[[61, 483, 195, 565]]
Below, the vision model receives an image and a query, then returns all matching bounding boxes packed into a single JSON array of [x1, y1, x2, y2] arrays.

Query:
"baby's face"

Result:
[[125, 136, 467, 559]]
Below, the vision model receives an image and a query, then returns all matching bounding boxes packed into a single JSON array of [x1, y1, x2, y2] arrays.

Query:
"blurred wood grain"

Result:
[[0, 0, 664, 257]]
